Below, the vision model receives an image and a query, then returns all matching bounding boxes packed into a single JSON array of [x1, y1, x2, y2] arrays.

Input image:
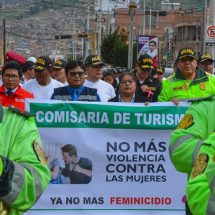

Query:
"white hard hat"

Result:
[[27, 56, 37, 63]]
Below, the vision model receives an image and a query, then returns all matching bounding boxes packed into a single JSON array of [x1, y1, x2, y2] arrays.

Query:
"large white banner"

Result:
[[25, 100, 188, 215]]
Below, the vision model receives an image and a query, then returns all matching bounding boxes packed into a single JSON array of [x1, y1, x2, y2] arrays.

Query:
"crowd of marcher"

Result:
[[0, 47, 215, 111]]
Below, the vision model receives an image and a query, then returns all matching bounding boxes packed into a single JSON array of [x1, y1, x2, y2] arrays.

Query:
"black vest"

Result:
[[51, 86, 99, 102]]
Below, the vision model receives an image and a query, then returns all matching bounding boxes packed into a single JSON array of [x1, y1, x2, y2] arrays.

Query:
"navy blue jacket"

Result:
[[51, 86, 100, 101]]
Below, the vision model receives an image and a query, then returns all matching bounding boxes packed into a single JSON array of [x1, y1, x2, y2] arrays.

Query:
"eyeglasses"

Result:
[[68, 72, 85, 77], [120, 80, 135, 84], [3, 74, 19, 80]]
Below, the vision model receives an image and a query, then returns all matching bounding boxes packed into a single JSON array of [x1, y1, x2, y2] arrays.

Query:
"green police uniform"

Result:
[[0, 104, 50, 215], [158, 68, 215, 102], [169, 97, 215, 214]]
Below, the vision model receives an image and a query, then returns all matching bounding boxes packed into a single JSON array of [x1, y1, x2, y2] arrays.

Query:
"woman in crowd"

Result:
[[102, 71, 118, 90], [108, 72, 147, 103]]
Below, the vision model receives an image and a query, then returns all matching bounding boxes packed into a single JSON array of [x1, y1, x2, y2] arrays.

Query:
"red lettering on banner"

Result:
[[109, 197, 171, 205]]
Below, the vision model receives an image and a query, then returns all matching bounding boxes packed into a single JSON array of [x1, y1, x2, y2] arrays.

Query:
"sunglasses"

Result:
[[91, 65, 103, 69], [35, 69, 46, 73], [68, 72, 85, 77]]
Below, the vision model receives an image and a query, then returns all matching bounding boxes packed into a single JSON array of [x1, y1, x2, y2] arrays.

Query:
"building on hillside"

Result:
[[112, 7, 203, 67]]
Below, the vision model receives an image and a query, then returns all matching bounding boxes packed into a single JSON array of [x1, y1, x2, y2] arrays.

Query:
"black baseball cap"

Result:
[[198, 52, 214, 63], [34, 56, 53, 71], [137, 54, 154, 69], [85, 55, 106, 67], [22, 61, 34, 73], [53, 59, 67, 69], [177, 48, 197, 61]]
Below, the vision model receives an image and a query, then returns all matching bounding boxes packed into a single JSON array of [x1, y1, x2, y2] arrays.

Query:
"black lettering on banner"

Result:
[[66, 197, 80, 204], [50, 197, 63, 204], [107, 141, 167, 153], [106, 175, 123, 182], [126, 175, 167, 183], [106, 141, 167, 183], [107, 142, 130, 152], [83, 197, 104, 204]]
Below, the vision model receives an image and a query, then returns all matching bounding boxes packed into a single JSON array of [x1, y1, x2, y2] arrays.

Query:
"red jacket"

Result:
[[0, 85, 34, 111]]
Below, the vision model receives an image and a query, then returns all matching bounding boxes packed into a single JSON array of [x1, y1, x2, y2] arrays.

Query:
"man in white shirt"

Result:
[[23, 56, 63, 99], [52, 59, 68, 85], [84, 55, 115, 102], [22, 60, 35, 83]]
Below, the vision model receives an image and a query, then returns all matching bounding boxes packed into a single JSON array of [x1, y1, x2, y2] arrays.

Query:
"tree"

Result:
[[101, 32, 128, 67], [101, 31, 137, 68]]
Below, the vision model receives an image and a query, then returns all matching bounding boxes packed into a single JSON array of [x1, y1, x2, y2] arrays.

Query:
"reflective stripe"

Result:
[[2, 163, 43, 206], [53, 95, 71, 100], [78, 95, 97, 101], [21, 163, 43, 200], [1, 163, 25, 206], [191, 140, 203, 166], [169, 134, 193, 157], [0, 201, 9, 215], [206, 170, 215, 214]]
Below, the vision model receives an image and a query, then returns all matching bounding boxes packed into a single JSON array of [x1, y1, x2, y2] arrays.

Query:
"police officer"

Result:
[[52, 59, 68, 85], [198, 52, 214, 75], [133, 54, 161, 102], [158, 48, 215, 104], [169, 96, 215, 214], [0, 104, 50, 215]]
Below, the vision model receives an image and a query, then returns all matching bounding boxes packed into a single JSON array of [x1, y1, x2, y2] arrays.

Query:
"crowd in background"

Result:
[[0, 47, 215, 112]]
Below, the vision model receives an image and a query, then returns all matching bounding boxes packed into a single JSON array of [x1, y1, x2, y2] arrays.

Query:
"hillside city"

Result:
[[0, 0, 211, 66]]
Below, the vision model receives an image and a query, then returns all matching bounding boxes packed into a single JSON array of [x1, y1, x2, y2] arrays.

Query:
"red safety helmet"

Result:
[[5, 51, 26, 66]]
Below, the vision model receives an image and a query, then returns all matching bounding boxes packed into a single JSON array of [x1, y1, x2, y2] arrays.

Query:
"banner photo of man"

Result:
[[138, 35, 158, 67]]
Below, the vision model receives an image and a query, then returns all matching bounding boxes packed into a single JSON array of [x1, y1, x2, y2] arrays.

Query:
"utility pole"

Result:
[[85, 0, 90, 58], [97, 0, 102, 56], [201, 0, 207, 53], [149, 8, 152, 35], [83, 19, 87, 58], [140, 0, 146, 35], [209, 0, 215, 59], [3, 19, 6, 63], [127, 1, 137, 69], [72, 11, 76, 60]]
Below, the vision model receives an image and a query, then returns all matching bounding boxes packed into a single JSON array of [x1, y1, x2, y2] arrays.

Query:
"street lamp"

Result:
[[128, 1, 137, 70]]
